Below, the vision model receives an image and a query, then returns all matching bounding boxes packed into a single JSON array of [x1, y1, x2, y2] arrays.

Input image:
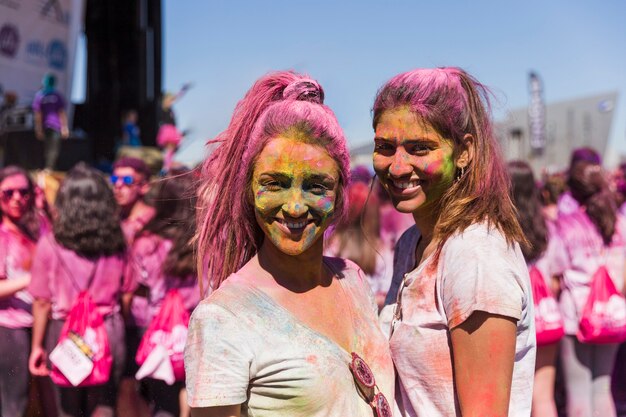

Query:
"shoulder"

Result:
[[443, 222, 511, 255]]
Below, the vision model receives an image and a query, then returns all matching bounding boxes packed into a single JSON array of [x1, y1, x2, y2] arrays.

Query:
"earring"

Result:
[[455, 166, 465, 183]]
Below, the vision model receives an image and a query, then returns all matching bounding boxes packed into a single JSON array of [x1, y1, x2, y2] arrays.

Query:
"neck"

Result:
[[2, 216, 22, 234], [412, 208, 437, 245], [256, 238, 329, 293]]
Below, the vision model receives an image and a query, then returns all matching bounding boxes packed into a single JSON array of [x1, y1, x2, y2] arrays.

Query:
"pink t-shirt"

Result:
[[185, 257, 394, 416], [384, 223, 535, 417], [127, 234, 199, 328], [0, 225, 37, 328], [28, 236, 134, 320], [530, 220, 568, 285], [554, 210, 626, 334]]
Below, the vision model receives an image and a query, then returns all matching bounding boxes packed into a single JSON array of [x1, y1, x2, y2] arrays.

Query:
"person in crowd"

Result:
[[111, 157, 156, 243], [28, 163, 134, 417], [325, 167, 393, 309], [553, 159, 625, 417], [185, 71, 394, 417], [0, 166, 46, 417], [122, 170, 199, 417], [121, 110, 142, 147], [557, 147, 602, 216], [541, 171, 567, 223], [32, 73, 70, 171], [374, 68, 535, 417], [509, 160, 563, 417]]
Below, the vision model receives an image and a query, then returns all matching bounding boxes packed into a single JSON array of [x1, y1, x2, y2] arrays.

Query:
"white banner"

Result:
[[0, 0, 84, 109]]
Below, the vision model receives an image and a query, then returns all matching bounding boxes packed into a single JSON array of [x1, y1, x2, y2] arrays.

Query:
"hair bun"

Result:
[[282, 79, 324, 104]]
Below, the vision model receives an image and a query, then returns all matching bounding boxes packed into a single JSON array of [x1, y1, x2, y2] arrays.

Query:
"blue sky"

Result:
[[163, 0, 626, 166]]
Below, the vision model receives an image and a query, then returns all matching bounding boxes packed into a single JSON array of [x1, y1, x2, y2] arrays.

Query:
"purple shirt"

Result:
[[32, 90, 65, 131], [127, 234, 199, 328], [0, 225, 37, 328], [28, 236, 134, 320]]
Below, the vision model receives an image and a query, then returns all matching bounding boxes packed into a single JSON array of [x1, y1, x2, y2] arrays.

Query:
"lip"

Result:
[[274, 217, 314, 236], [386, 178, 423, 197]]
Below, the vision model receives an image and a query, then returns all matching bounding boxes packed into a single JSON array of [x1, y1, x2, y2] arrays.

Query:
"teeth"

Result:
[[392, 180, 420, 189], [278, 219, 308, 229]]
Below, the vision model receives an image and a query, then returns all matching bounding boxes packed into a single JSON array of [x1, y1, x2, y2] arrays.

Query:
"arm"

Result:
[[121, 291, 133, 322], [191, 405, 241, 417], [29, 297, 51, 376], [450, 311, 517, 417], [58, 110, 69, 138], [34, 111, 44, 140], [0, 275, 30, 298]]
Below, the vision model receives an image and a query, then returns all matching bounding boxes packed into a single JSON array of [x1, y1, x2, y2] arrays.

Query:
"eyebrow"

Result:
[[375, 136, 439, 145], [257, 171, 336, 183]]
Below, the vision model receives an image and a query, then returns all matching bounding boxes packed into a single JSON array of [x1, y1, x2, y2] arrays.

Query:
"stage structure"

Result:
[[0, 0, 162, 168]]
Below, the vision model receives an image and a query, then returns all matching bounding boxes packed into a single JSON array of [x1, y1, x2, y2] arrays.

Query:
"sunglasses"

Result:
[[1, 188, 31, 201], [110, 175, 135, 186], [349, 352, 391, 417]]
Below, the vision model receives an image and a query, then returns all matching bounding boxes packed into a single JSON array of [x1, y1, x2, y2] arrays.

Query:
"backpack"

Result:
[[49, 247, 112, 387], [135, 289, 189, 384], [577, 265, 626, 344], [529, 266, 564, 346]]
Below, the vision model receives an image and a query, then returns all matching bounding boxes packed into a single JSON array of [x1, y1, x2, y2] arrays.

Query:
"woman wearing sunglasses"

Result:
[[185, 71, 394, 417], [0, 166, 47, 417], [374, 68, 535, 417]]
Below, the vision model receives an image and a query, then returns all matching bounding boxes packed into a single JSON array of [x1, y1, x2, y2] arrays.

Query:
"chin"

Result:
[[391, 199, 424, 214]]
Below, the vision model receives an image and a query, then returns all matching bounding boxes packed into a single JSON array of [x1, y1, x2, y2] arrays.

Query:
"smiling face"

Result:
[[373, 106, 457, 216], [251, 136, 339, 256], [0, 174, 32, 223]]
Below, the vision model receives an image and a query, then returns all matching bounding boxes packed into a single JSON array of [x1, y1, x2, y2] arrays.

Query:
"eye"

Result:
[[309, 183, 330, 195], [406, 143, 432, 155], [374, 141, 394, 153], [260, 180, 282, 191]]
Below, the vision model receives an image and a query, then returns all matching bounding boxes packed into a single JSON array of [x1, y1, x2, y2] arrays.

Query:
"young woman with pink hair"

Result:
[[185, 71, 394, 417], [0, 166, 48, 417], [374, 68, 535, 417]]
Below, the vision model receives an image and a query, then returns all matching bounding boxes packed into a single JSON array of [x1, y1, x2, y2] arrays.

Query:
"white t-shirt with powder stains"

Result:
[[184, 257, 394, 416], [386, 223, 536, 417]]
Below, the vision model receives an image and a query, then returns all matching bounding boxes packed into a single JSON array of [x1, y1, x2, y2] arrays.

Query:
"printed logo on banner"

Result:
[[40, 0, 69, 25], [0, 24, 20, 58], [47, 39, 66, 70], [25, 39, 66, 70]]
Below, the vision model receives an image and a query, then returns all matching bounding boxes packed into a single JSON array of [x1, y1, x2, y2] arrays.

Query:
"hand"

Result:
[[29, 346, 49, 376], [35, 129, 44, 141], [61, 127, 70, 139]]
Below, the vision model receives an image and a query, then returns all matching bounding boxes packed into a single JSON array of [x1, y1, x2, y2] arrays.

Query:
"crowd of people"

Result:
[[0, 67, 625, 417]]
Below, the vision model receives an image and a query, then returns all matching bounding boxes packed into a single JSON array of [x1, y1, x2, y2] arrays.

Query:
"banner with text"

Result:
[[0, 0, 83, 109]]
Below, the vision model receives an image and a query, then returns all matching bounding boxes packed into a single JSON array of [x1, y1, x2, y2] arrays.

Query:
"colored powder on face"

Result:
[[251, 136, 340, 255]]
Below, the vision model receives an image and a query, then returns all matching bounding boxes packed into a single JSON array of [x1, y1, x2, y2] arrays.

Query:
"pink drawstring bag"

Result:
[[50, 292, 112, 387], [136, 290, 189, 382], [577, 266, 626, 344], [530, 266, 565, 346]]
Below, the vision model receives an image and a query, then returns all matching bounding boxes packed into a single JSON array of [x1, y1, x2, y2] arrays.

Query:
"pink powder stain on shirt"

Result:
[[306, 355, 318, 365]]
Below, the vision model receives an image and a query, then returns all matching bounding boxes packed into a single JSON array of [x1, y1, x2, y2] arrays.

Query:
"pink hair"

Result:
[[372, 67, 525, 253], [196, 71, 350, 294]]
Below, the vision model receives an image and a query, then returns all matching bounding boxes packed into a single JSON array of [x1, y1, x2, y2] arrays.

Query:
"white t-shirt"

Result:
[[386, 223, 536, 417], [184, 257, 395, 416]]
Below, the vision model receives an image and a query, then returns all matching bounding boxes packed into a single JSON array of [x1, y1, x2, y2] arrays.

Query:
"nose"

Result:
[[282, 189, 308, 218], [388, 148, 413, 178]]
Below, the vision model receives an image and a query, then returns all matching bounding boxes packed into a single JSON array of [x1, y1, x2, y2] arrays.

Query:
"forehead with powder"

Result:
[[253, 136, 339, 179]]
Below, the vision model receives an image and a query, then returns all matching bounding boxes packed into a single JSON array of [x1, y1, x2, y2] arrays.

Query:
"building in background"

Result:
[[496, 92, 618, 174]]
